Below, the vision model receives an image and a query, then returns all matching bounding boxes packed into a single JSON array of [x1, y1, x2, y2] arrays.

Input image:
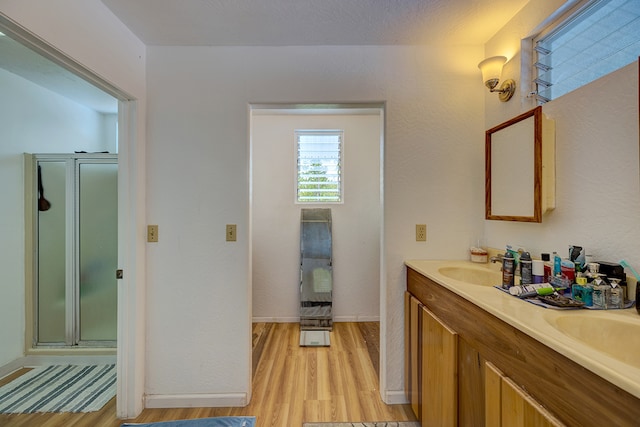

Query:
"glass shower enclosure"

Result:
[[27, 153, 118, 348]]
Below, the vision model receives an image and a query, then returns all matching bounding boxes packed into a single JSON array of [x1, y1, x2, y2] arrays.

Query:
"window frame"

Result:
[[532, 0, 640, 103], [295, 129, 344, 204]]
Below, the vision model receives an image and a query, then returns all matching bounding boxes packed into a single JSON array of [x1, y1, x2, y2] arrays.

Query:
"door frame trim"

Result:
[[248, 102, 387, 400], [0, 13, 144, 419]]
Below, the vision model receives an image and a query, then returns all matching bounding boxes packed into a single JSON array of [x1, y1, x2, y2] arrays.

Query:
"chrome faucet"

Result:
[[490, 254, 504, 263]]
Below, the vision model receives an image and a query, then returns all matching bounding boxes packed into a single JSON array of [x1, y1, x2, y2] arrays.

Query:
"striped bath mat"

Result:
[[0, 364, 116, 413]]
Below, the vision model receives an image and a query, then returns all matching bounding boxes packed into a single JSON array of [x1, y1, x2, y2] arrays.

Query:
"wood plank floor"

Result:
[[0, 322, 415, 427]]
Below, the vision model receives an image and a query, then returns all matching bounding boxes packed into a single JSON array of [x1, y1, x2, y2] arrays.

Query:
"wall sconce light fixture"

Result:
[[478, 56, 516, 102]]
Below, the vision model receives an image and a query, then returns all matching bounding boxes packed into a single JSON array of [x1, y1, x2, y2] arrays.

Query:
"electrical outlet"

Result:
[[226, 224, 237, 242], [147, 225, 158, 242], [416, 224, 427, 242]]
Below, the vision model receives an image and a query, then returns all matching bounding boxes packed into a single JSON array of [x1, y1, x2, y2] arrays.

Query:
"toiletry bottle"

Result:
[[553, 252, 561, 277], [608, 279, 624, 309], [502, 251, 515, 290], [561, 259, 576, 283], [569, 245, 586, 272], [584, 277, 594, 307], [541, 253, 552, 283], [587, 262, 600, 279], [592, 277, 609, 309], [510, 283, 551, 298], [520, 252, 533, 285], [506, 245, 520, 274], [572, 276, 592, 306], [532, 260, 545, 284]]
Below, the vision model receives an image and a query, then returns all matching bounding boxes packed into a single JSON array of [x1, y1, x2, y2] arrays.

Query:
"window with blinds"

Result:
[[534, 0, 640, 103], [296, 130, 343, 203]]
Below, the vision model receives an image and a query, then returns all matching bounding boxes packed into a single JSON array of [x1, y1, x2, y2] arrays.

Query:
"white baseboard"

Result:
[[145, 393, 248, 408], [334, 315, 380, 322], [22, 354, 117, 366], [251, 316, 298, 323], [252, 316, 380, 323], [383, 389, 409, 405], [0, 357, 27, 379]]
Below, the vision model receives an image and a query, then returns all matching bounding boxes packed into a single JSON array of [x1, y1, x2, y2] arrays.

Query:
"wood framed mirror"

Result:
[[485, 106, 543, 222]]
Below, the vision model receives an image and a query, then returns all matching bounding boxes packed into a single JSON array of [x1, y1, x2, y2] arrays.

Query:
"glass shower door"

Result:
[[37, 161, 68, 343], [34, 154, 117, 347], [78, 161, 118, 343]]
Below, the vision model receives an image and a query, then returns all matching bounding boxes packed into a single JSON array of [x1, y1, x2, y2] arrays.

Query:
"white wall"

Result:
[[252, 112, 382, 322], [147, 44, 485, 403], [483, 2, 640, 287], [0, 67, 115, 368]]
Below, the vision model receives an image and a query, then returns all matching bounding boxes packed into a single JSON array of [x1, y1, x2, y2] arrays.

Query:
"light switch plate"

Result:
[[147, 225, 158, 242], [226, 224, 237, 242]]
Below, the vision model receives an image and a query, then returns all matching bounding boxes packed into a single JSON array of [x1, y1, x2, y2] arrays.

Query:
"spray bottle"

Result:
[[501, 251, 516, 290], [520, 252, 533, 285]]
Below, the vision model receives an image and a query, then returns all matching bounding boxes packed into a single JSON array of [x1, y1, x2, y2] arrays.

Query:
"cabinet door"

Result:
[[409, 295, 422, 419], [404, 292, 411, 403], [422, 306, 458, 427], [459, 338, 486, 426], [486, 362, 565, 427], [485, 362, 504, 427]]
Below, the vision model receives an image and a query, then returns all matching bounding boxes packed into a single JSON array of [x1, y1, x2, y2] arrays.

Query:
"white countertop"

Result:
[[405, 259, 640, 399]]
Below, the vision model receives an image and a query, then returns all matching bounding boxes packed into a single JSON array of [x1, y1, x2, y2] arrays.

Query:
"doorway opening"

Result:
[[249, 103, 385, 388], [0, 13, 140, 418]]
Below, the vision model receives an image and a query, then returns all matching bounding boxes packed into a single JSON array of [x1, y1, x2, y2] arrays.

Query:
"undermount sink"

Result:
[[437, 266, 501, 286], [546, 314, 640, 368]]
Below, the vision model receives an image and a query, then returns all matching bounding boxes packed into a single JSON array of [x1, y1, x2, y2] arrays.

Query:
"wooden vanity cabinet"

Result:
[[406, 267, 640, 427]]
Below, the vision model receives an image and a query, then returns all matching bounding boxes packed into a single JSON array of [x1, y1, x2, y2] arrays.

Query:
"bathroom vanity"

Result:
[[405, 260, 640, 427]]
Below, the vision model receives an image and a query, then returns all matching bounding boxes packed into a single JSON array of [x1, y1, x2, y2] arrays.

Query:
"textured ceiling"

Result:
[[101, 0, 530, 46], [2, 0, 531, 114]]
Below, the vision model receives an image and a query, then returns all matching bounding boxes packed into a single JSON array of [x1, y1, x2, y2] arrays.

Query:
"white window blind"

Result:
[[534, 0, 640, 103], [296, 130, 343, 203]]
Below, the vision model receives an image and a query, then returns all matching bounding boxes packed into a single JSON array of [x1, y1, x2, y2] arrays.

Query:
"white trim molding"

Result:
[[383, 389, 409, 405], [145, 393, 249, 409]]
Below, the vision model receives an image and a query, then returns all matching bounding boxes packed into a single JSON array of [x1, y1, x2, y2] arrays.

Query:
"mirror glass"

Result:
[[486, 107, 542, 222]]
